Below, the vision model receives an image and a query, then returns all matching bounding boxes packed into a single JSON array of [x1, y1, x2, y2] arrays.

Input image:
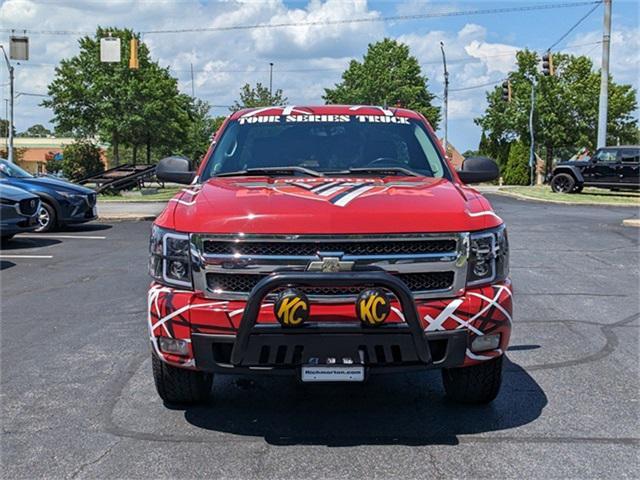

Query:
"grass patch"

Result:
[[499, 186, 640, 206], [98, 187, 182, 202]]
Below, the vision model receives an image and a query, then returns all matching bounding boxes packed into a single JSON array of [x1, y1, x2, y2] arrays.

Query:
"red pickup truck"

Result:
[[149, 105, 512, 405]]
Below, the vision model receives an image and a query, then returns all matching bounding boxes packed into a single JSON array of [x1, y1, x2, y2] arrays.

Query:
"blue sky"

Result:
[[1, 0, 638, 152]]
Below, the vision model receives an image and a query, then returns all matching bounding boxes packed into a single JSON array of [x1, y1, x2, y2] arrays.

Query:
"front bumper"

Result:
[[148, 272, 512, 373], [0, 205, 39, 235], [58, 195, 97, 224]]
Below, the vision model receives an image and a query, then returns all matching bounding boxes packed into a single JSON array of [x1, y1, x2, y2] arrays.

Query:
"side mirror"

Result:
[[457, 156, 500, 184], [156, 156, 196, 185]]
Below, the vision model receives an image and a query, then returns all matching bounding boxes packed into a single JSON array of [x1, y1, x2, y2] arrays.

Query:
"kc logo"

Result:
[[356, 288, 391, 326], [274, 289, 310, 327]]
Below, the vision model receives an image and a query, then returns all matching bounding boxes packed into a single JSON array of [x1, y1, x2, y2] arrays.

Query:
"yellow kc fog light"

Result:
[[274, 289, 310, 327], [356, 288, 391, 326]]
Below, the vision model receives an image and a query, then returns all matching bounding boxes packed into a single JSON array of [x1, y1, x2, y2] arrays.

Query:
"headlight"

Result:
[[149, 225, 193, 288], [56, 191, 84, 201], [467, 225, 509, 287]]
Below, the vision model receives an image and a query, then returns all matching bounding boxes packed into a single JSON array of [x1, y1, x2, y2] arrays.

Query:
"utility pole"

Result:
[[0, 45, 13, 163], [529, 78, 536, 186], [269, 62, 274, 96], [190, 63, 195, 97], [439, 42, 449, 154], [597, 0, 612, 148]]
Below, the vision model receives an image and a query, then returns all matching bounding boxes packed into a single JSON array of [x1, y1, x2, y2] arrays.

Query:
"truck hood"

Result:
[[167, 176, 501, 234], [557, 160, 589, 168]]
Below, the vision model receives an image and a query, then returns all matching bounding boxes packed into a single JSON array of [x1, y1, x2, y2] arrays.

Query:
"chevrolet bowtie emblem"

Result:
[[306, 256, 354, 272]]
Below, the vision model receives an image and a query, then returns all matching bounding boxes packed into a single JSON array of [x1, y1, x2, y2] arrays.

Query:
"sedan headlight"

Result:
[[149, 225, 193, 288], [56, 191, 84, 201], [467, 225, 509, 287]]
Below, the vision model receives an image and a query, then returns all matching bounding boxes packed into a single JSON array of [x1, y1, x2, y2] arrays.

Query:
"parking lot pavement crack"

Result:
[[68, 440, 121, 479], [518, 312, 639, 372]]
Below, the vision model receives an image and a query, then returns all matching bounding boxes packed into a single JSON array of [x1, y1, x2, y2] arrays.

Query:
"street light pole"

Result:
[[1, 45, 14, 163], [596, 0, 612, 148], [528, 77, 537, 186], [269, 62, 274, 96], [439, 42, 449, 153]]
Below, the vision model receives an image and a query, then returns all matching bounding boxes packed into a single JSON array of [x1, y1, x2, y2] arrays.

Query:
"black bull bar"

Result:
[[229, 270, 433, 366]]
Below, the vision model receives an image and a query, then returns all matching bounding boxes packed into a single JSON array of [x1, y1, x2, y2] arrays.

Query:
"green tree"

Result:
[[1, 119, 14, 137], [502, 140, 530, 185], [18, 124, 52, 138], [58, 141, 104, 180], [43, 27, 195, 166], [476, 50, 638, 173], [323, 38, 440, 128], [231, 83, 287, 111]]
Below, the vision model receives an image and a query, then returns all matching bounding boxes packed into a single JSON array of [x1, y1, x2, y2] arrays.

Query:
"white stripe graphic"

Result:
[[424, 298, 464, 331], [467, 210, 502, 222], [332, 185, 375, 207], [319, 185, 347, 197]]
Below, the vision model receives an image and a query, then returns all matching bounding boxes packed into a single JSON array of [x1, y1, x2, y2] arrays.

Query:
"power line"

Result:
[[0, 1, 602, 36], [450, 80, 504, 93], [547, 1, 602, 51]]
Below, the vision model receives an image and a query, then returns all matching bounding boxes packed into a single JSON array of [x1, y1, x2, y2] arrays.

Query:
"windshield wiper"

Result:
[[215, 166, 324, 178], [344, 167, 421, 177]]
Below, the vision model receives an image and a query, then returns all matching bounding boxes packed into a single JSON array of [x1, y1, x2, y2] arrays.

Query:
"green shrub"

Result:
[[60, 141, 104, 181], [502, 141, 530, 185]]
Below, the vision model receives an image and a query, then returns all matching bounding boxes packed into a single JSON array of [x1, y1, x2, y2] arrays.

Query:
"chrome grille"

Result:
[[191, 233, 469, 301], [18, 198, 39, 216], [203, 239, 457, 256], [206, 271, 455, 296]]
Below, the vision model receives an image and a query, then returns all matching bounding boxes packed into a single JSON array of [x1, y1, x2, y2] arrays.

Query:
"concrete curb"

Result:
[[491, 189, 640, 208], [98, 214, 157, 221], [622, 219, 640, 228]]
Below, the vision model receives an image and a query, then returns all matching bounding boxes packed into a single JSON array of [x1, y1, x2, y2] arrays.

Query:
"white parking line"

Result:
[[0, 255, 53, 259], [17, 234, 106, 240]]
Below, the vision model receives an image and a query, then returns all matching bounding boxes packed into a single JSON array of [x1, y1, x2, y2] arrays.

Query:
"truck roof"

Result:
[[228, 105, 425, 121]]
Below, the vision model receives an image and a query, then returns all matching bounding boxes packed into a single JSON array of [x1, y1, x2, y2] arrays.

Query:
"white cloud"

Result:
[[0, 0, 636, 154], [250, 0, 383, 58], [464, 40, 518, 74], [567, 26, 640, 88]]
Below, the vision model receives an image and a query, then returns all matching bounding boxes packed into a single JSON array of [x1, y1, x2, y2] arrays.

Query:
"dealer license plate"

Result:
[[301, 365, 364, 382]]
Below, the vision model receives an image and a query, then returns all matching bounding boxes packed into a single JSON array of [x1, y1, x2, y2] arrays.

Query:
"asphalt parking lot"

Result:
[[1, 194, 639, 479]]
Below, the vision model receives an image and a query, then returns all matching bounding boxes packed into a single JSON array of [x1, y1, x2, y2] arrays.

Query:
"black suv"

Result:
[[549, 146, 639, 193]]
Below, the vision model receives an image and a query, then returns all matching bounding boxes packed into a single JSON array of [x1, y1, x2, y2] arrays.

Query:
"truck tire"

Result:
[[550, 173, 576, 193], [442, 355, 503, 404], [152, 353, 212, 405]]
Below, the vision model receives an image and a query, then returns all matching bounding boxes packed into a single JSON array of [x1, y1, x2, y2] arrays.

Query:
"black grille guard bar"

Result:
[[230, 270, 432, 365]]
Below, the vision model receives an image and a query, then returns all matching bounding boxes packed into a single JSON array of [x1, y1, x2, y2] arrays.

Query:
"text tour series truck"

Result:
[[148, 105, 512, 405]]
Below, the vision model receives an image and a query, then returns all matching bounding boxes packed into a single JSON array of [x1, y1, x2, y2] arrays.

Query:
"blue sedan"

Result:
[[0, 159, 97, 232], [0, 183, 40, 241]]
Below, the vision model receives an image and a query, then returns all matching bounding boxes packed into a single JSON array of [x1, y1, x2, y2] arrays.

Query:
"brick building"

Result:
[[0, 137, 108, 174]]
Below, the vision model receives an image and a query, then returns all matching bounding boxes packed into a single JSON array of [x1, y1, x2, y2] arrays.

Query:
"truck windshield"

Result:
[[201, 116, 449, 180]]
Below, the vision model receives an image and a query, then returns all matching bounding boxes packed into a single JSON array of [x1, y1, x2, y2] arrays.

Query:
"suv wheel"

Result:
[[35, 202, 57, 232], [572, 184, 584, 193], [550, 173, 576, 193], [442, 355, 503, 404], [152, 353, 212, 405]]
